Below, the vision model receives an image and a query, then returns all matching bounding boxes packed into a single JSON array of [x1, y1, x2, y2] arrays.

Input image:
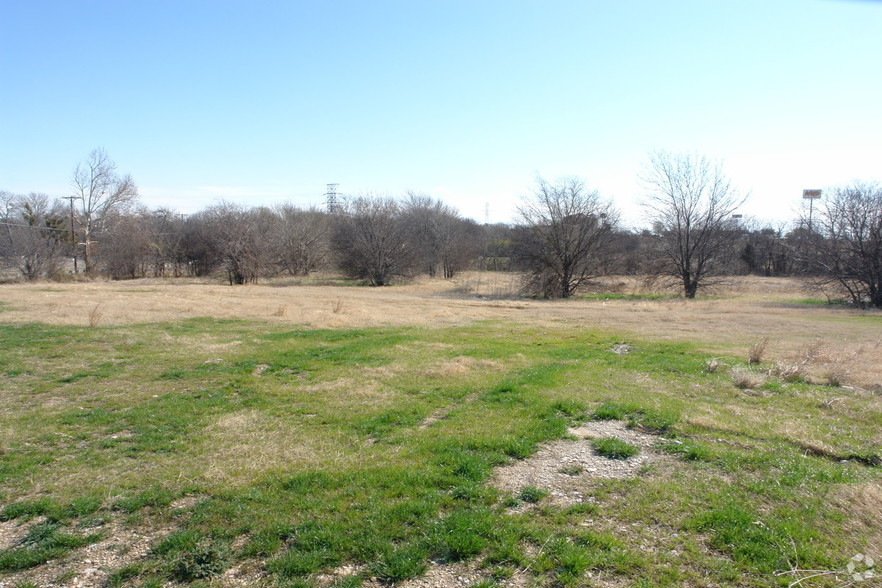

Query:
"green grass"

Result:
[[517, 485, 549, 503], [787, 298, 845, 306], [591, 400, 678, 433], [591, 437, 640, 460], [0, 521, 104, 572], [0, 318, 879, 586]]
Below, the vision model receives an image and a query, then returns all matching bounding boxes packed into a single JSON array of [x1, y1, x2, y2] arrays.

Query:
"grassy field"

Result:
[[0, 275, 879, 587]]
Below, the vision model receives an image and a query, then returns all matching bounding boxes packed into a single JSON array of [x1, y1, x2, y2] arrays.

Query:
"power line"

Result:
[[0, 220, 70, 232]]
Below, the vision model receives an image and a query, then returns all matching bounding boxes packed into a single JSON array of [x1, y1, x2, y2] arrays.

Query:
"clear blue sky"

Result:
[[2, 0, 880, 226]]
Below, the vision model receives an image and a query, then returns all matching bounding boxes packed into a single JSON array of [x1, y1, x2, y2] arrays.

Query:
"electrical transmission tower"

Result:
[[325, 183, 341, 213]]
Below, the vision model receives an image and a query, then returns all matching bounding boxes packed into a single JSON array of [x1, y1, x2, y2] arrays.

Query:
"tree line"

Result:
[[2, 149, 881, 308]]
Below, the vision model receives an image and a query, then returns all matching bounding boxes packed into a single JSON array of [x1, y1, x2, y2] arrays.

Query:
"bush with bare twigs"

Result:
[[747, 336, 768, 365], [731, 366, 766, 390]]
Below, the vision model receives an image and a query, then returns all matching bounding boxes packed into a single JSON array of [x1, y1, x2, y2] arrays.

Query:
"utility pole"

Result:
[[61, 196, 79, 273]]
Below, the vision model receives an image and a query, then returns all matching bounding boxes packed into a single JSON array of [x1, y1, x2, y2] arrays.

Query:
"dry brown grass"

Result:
[[1, 274, 880, 387], [829, 481, 882, 556], [730, 366, 767, 390], [747, 336, 768, 365], [198, 410, 362, 487], [421, 356, 503, 379], [88, 302, 103, 327]]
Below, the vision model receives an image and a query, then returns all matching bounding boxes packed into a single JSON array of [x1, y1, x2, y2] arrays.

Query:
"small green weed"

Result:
[[660, 439, 715, 462], [106, 563, 144, 587], [534, 538, 595, 587], [369, 544, 428, 583], [592, 437, 639, 460], [559, 464, 584, 476], [169, 540, 229, 582], [517, 486, 549, 503]]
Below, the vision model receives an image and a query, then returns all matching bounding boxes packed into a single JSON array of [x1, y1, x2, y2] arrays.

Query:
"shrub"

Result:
[[730, 366, 766, 389], [748, 337, 768, 365], [704, 358, 724, 373]]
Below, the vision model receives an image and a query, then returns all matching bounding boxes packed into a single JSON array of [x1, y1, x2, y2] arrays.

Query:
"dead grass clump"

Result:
[[778, 339, 880, 388], [793, 439, 838, 460], [824, 369, 847, 388], [88, 303, 103, 327], [331, 298, 345, 314], [730, 366, 766, 390], [200, 410, 351, 486], [423, 356, 500, 378], [272, 304, 288, 317], [704, 358, 725, 374], [829, 482, 882, 556], [768, 361, 804, 382], [455, 272, 522, 298], [747, 336, 769, 365]]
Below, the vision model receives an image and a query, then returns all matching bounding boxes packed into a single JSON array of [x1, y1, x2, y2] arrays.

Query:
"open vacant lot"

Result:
[[0, 275, 879, 587]]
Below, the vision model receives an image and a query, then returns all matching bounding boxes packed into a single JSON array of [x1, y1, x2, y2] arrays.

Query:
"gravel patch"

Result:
[[492, 420, 662, 507], [0, 516, 172, 588]]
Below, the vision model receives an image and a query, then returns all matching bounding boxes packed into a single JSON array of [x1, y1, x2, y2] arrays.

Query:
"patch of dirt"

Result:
[[0, 515, 174, 588], [220, 559, 271, 586], [492, 420, 662, 506], [359, 561, 530, 588], [169, 495, 203, 510], [0, 517, 39, 552]]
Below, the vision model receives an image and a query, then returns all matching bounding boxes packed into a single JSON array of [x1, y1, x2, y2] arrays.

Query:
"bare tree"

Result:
[[808, 182, 882, 308], [641, 151, 746, 298], [0, 191, 16, 266], [515, 177, 619, 298], [401, 193, 477, 279], [273, 204, 330, 276], [101, 211, 151, 279], [71, 148, 139, 274], [179, 213, 220, 277], [200, 202, 276, 285], [144, 209, 188, 277], [0, 193, 67, 280], [332, 196, 417, 286], [739, 222, 791, 276]]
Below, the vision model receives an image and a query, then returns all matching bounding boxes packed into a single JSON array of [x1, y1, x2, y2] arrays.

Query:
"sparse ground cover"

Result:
[[0, 275, 879, 587]]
